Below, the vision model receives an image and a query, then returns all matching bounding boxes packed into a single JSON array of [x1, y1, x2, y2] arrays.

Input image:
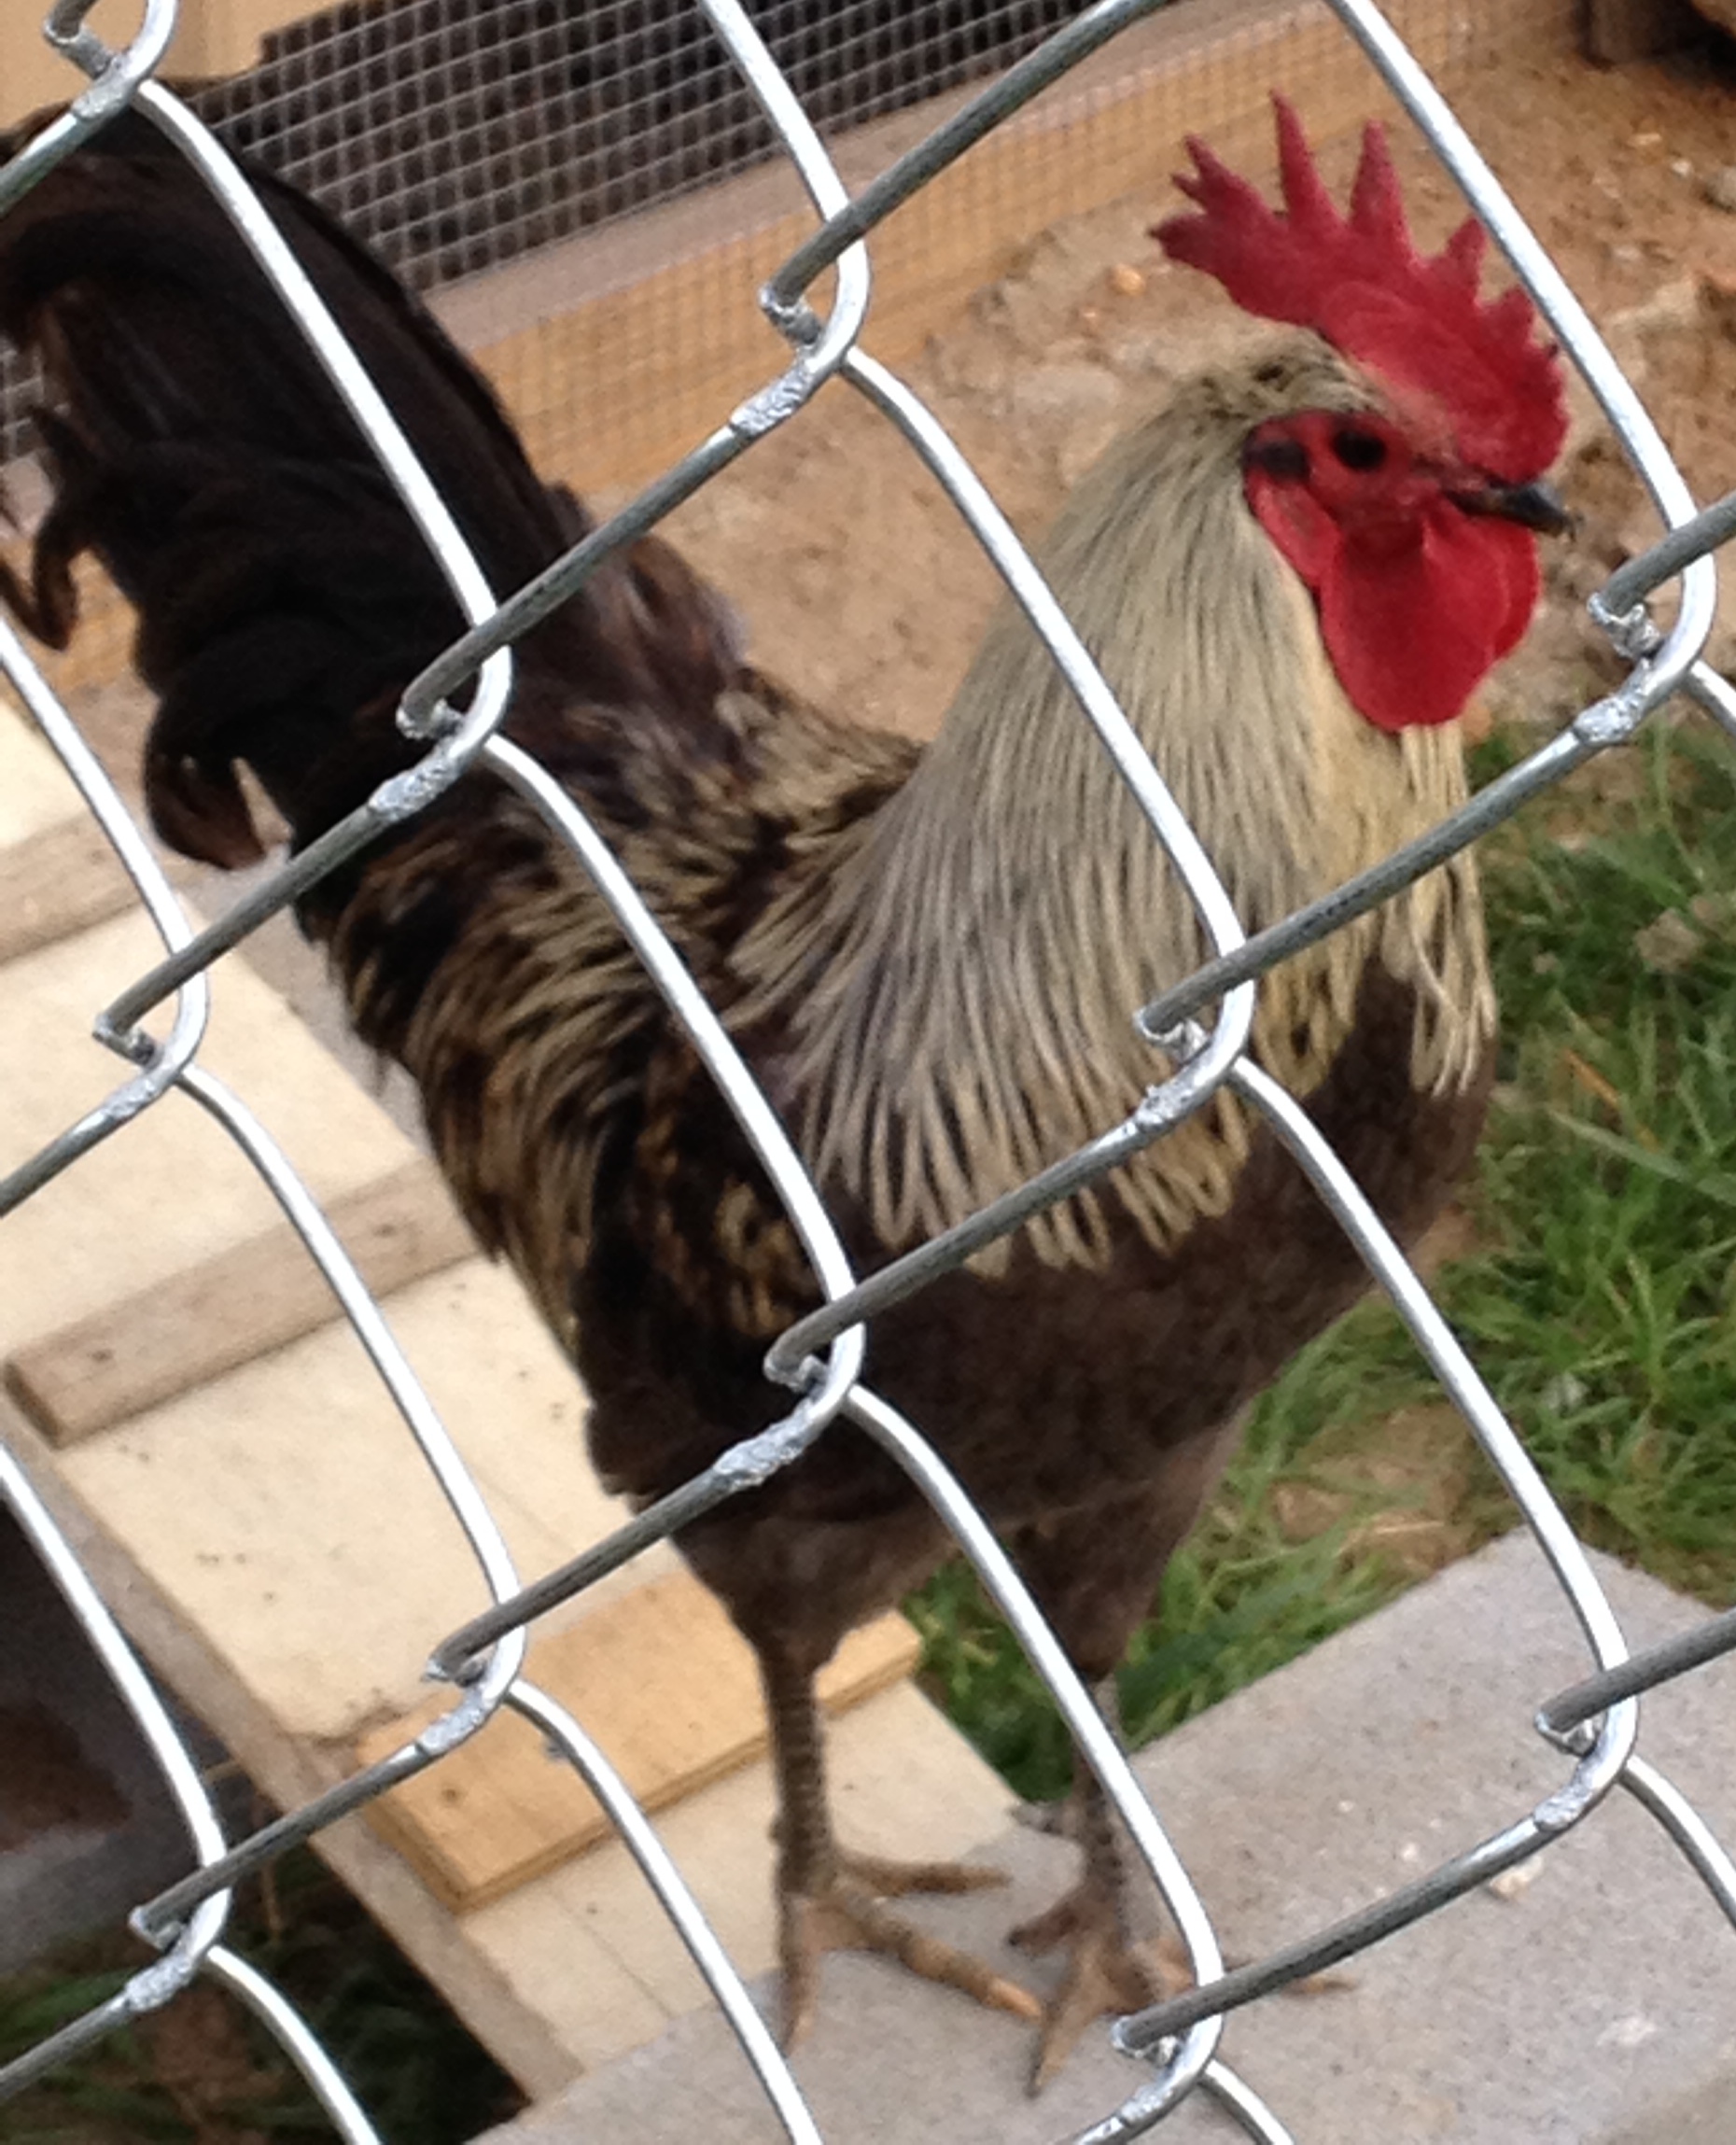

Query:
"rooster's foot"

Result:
[[778, 1853, 1040, 2048], [1010, 1882, 1192, 2095]]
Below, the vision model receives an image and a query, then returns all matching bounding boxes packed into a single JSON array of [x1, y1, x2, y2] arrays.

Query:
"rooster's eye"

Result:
[[1331, 428, 1388, 472], [1244, 435, 1310, 483]]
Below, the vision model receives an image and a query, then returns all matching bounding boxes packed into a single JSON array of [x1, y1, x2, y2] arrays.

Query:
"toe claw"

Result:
[[777, 1860, 1039, 2040], [1010, 1884, 1195, 2094], [842, 1849, 1008, 1899]]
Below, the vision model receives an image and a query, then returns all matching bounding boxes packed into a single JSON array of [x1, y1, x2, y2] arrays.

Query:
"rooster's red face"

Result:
[[1155, 96, 1571, 736], [1239, 406, 1570, 732]]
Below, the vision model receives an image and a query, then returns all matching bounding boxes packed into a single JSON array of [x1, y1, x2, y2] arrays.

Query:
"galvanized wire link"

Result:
[[44, 0, 179, 109], [5, 0, 1736, 2139], [764, 0, 1169, 316], [204, 1949, 385, 2145], [763, 343, 1256, 1384], [130, 1061, 529, 1946], [94, 76, 516, 1042], [0, 0, 179, 214], [1616, 1757, 1736, 1927], [1600, 486, 1736, 621], [1137, 0, 1717, 1047], [1094, 1055, 1642, 2081], [847, 1385, 1225, 2127], [1197, 2063, 1295, 2145], [509, 1680, 824, 2145], [1684, 659, 1736, 747], [0, 611, 210, 1213], [424, 728, 865, 1688], [1541, 1605, 1736, 1739]]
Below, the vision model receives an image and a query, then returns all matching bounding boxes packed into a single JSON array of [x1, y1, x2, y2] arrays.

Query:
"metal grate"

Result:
[[2, 2, 1736, 2141], [0, 2, 1088, 459], [200, 0, 1091, 287]]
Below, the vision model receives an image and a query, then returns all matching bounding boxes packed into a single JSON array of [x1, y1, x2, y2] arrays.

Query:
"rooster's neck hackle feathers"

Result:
[[740, 345, 1494, 1274], [1155, 97, 1567, 483]]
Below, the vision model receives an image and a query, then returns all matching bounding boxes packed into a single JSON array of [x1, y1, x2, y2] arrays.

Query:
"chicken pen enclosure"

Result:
[[0, 0, 1592, 704], [5, 0, 1736, 2140]]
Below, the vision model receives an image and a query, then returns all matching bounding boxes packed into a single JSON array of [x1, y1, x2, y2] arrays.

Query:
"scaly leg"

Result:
[[761, 1644, 1041, 2046], [1000, 1442, 1252, 2089], [1009, 1751, 1191, 2093]]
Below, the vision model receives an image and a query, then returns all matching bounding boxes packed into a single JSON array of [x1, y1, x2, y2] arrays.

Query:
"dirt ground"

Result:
[[661, 37, 1736, 750]]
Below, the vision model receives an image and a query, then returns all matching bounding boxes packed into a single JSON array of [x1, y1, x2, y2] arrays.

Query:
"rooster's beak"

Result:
[[1451, 476, 1575, 537]]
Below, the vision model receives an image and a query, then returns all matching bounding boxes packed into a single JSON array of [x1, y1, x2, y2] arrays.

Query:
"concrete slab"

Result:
[[1608, 2073, 1736, 2145], [474, 1532, 1736, 2144]]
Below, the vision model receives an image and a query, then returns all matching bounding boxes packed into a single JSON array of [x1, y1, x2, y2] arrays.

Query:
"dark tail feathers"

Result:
[[0, 109, 738, 864]]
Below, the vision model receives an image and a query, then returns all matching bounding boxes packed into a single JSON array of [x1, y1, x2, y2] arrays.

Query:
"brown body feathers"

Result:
[[1, 105, 1518, 2057], [0, 105, 1496, 1686]]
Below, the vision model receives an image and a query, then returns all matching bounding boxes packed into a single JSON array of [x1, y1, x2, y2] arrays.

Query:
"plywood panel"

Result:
[[52, 1256, 641, 1741], [0, 697, 97, 845], [0, 910, 427, 1354], [8, 1159, 477, 1447], [357, 1580, 919, 1911], [0, 813, 201, 967]]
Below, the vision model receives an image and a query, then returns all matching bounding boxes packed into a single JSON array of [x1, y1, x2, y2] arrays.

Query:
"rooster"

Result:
[[0, 98, 1567, 2082]]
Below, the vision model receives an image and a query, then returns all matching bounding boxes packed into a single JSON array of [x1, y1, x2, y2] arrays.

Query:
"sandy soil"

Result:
[[660, 39, 1736, 748]]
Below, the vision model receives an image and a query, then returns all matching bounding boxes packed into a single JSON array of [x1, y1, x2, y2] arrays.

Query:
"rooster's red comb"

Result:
[[1153, 97, 1565, 482]]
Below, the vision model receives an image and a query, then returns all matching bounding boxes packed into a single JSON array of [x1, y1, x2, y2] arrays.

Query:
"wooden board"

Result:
[[0, 813, 198, 968], [48, 1255, 650, 1742], [0, 908, 432, 1362], [0, 706, 989, 2088], [0, 697, 105, 845], [357, 1577, 920, 1912], [7, 1157, 477, 1447]]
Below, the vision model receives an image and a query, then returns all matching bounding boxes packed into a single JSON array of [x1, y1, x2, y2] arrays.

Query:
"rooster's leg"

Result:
[[761, 1645, 1041, 2046], [1009, 1743, 1191, 2094], [1002, 1437, 1251, 2089]]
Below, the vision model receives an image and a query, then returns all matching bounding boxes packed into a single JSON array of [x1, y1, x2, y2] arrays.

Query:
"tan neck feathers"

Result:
[[738, 344, 1495, 1270]]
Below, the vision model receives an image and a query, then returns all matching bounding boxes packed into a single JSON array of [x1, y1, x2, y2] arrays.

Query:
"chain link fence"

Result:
[[2, 1, 1735, 2139]]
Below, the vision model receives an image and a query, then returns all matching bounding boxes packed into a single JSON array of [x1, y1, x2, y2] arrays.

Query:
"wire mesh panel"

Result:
[[0, 0, 1583, 487], [0, 0, 1088, 457], [199, 0, 1092, 286], [0, 1, 1734, 2141]]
